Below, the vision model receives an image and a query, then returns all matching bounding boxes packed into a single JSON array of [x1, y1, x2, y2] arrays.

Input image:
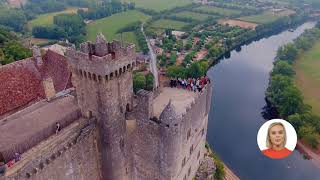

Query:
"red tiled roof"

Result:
[[0, 50, 72, 116], [42, 50, 72, 91], [0, 58, 44, 115]]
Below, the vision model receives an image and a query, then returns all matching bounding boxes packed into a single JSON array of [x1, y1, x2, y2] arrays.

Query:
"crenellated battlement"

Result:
[[66, 33, 136, 84], [153, 83, 211, 129], [180, 84, 210, 119]]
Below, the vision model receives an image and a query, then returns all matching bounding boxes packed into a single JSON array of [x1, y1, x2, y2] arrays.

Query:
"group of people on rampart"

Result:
[[0, 153, 21, 176], [169, 76, 210, 93]]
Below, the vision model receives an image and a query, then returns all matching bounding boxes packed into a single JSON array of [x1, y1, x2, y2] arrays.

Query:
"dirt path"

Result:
[[297, 141, 320, 168]]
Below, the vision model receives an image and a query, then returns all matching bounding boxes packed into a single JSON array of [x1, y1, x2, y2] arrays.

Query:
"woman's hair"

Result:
[[266, 122, 287, 148]]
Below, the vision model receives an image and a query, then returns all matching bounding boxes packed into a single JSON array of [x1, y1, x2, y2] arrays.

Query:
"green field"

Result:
[[116, 31, 140, 49], [28, 8, 78, 29], [150, 19, 188, 30], [86, 10, 150, 47], [294, 41, 320, 115], [125, 0, 193, 12], [194, 6, 242, 16], [237, 12, 281, 24], [171, 11, 213, 21]]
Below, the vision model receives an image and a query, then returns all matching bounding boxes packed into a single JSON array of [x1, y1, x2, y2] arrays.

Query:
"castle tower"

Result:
[[66, 34, 136, 180]]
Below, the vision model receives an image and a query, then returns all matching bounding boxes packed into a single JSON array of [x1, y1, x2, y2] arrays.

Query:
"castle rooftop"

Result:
[[153, 87, 197, 118], [0, 95, 80, 162]]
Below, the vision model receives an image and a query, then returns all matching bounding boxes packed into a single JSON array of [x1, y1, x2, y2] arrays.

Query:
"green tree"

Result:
[[208, 47, 223, 59], [145, 73, 154, 91], [2, 41, 32, 64], [287, 113, 304, 130], [299, 124, 320, 149], [0, 9, 27, 32], [271, 60, 295, 77], [188, 62, 202, 78], [169, 52, 177, 65], [277, 43, 299, 64], [176, 40, 183, 52], [277, 86, 304, 117], [166, 65, 187, 78], [133, 73, 146, 93]]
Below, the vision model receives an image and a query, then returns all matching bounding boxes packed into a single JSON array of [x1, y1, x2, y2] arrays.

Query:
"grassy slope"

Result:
[[126, 0, 193, 12], [237, 12, 280, 24], [28, 8, 78, 29], [86, 10, 150, 48], [172, 11, 212, 21], [294, 41, 320, 116], [195, 6, 241, 16], [150, 19, 188, 30]]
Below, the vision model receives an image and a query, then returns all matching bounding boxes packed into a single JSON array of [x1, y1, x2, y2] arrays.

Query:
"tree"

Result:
[[0, 9, 27, 32], [208, 47, 223, 59], [277, 86, 304, 117], [188, 62, 202, 78], [133, 73, 146, 93], [185, 40, 192, 50], [32, 25, 66, 39], [271, 60, 295, 77], [2, 41, 32, 64], [277, 43, 299, 64], [187, 60, 209, 78], [169, 52, 177, 65], [287, 113, 304, 130], [176, 40, 183, 52], [166, 65, 187, 78], [145, 73, 154, 91], [299, 124, 320, 149]]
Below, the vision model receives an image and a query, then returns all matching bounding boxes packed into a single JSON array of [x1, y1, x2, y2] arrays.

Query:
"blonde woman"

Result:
[[262, 122, 292, 159]]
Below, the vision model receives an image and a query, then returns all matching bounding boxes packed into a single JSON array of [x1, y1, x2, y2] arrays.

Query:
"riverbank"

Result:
[[210, 16, 309, 67], [207, 22, 320, 179], [296, 141, 320, 167], [264, 22, 320, 163], [205, 143, 240, 180], [293, 39, 320, 165]]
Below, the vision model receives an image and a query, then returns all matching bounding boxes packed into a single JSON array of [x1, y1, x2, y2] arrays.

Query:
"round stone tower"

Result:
[[66, 33, 136, 180]]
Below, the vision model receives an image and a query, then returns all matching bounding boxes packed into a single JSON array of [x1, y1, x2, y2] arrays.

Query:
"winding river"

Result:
[[207, 22, 320, 180]]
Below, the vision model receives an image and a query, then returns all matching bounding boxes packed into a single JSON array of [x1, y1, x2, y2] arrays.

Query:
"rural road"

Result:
[[141, 23, 159, 88]]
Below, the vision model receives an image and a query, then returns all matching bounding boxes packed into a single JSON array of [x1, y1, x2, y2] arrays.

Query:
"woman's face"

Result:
[[269, 125, 285, 147]]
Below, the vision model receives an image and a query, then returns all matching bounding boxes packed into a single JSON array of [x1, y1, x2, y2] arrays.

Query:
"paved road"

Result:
[[141, 23, 159, 88]]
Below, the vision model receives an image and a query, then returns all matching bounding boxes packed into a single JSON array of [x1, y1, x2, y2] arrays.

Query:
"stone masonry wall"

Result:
[[66, 37, 136, 180], [2, 119, 102, 180], [171, 84, 212, 180], [131, 83, 213, 180]]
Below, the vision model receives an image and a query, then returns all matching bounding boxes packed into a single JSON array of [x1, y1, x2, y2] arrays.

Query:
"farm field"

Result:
[[117, 32, 140, 50], [171, 11, 212, 21], [28, 8, 78, 29], [150, 19, 188, 30], [216, 2, 258, 10], [218, 19, 258, 29], [86, 10, 150, 47], [237, 11, 281, 24], [194, 6, 242, 16], [125, 0, 193, 12], [294, 41, 320, 116]]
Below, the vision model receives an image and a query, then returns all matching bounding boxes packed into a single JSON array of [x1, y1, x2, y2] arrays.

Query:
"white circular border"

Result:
[[257, 119, 297, 151]]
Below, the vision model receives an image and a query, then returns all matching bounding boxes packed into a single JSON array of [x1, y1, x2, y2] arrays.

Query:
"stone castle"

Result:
[[0, 33, 212, 180]]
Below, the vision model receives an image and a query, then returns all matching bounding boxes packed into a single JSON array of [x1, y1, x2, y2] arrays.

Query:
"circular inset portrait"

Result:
[[257, 119, 297, 159]]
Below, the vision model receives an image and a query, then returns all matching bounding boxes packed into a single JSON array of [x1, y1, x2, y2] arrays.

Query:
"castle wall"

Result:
[[2, 119, 102, 180], [131, 83, 212, 180], [132, 120, 162, 180], [176, 84, 212, 180]]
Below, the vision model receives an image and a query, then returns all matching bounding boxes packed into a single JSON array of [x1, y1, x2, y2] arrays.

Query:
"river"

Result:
[[207, 22, 320, 180]]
